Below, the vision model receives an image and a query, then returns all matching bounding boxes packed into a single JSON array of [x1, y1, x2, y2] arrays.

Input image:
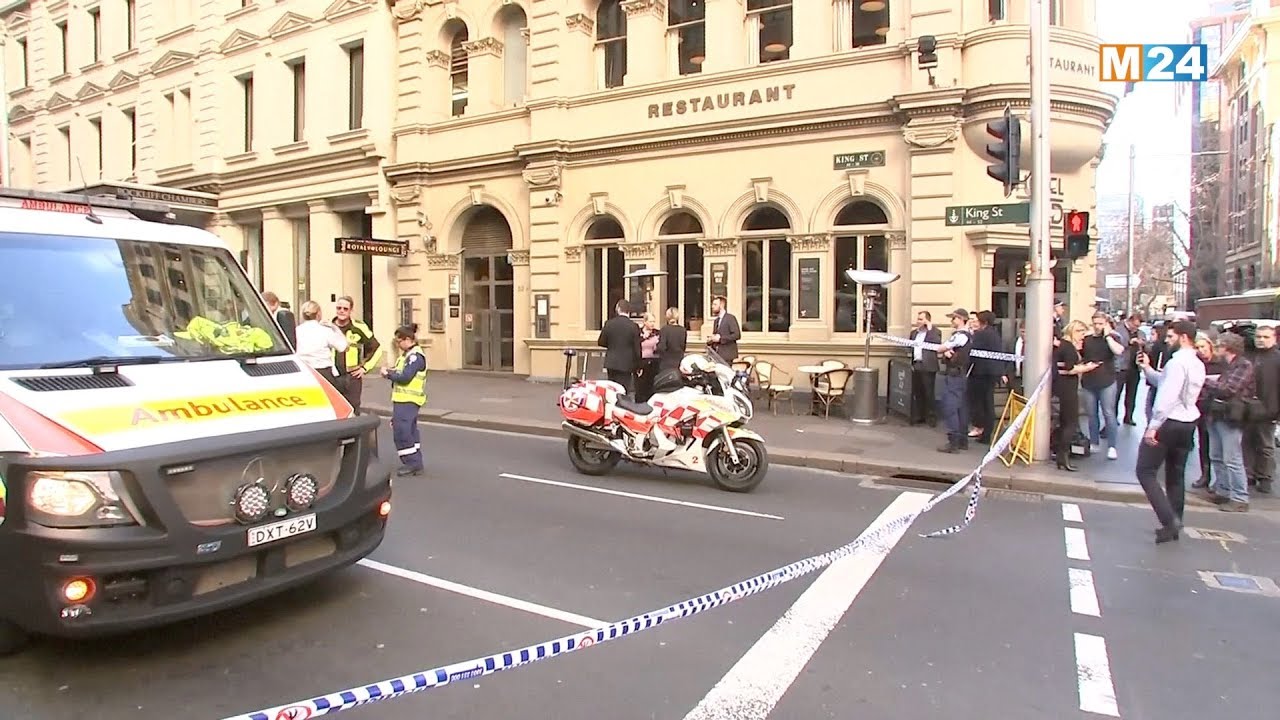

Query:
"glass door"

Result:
[[461, 253, 515, 370]]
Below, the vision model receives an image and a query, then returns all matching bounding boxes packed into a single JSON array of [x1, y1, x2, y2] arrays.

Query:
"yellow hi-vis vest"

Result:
[[390, 346, 427, 406], [336, 319, 384, 374]]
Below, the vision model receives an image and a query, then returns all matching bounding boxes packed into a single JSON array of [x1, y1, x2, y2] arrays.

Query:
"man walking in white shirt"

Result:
[[1136, 320, 1205, 544]]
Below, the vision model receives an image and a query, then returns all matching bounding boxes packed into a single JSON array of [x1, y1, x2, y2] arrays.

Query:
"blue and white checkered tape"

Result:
[[224, 367, 1053, 720], [871, 332, 1023, 363]]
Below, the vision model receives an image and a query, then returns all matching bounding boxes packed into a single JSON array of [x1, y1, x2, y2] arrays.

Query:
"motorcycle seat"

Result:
[[615, 395, 654, 415]]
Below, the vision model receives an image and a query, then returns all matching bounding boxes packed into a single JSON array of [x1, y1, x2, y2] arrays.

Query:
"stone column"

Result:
[[702, 0, 745, 74], [560, 13, 597, 96], [976, 247, 997, 320], [886, 232, 910, 337], [785, 233, 831, 343], [621, 0, 666, 85], [369, 199, 399, 351], [790, 0, 832, 60], [207, 213, 245, 257], [523, 162, 569, 363], [695, 237, 739, 343], [261, 207, 295, 301], [621, 241, 659, 316], [463, 37, 505, 113], [900, 112, 964, 317], [393, 0, 436, 160], [509, 249, 532, 374], [308, 200, 344, 307]]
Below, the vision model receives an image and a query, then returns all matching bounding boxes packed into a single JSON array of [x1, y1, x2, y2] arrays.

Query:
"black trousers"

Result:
[[1243, 421, 1275, 486], [1115, 368, 1140, 422], [1135, 419, 1197, 529], [606, 369, 635, 396], [911, 365, 936, 423], [1196, 414, 1212, 486], [1054, 386, 1079, 457], [635, 359, 659, 402], [333, 373, 364, 414], [968, 374, 996, 439]]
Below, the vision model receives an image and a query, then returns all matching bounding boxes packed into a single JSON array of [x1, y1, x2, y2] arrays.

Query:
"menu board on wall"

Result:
[[798, 258, 820, 319], [710, 262, 728, 300]]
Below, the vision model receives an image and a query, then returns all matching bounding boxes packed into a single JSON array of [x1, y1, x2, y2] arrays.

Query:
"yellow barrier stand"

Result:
[[993, 391, 1036, 466]]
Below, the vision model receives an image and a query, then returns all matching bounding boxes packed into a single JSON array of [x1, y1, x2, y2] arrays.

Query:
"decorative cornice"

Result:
[[426, 253, 460, 269], [697, 237, 739, 256], [564, 13, 593, 35], [393, 0, 426, 22], [508, 250, 530, 266], [267, 11, 313, 39], [622, 242, 657, 260], [522, 163, 562, 190], [902, 115, 961, 149], [786, 234, 832, 252], [391, 184, 421, 206], [621, 0, 665, 20], [149, 50, 196, 77], [425, 49, 450, 68], [463, 37, 503, 58], [564, 245, 583, 262]]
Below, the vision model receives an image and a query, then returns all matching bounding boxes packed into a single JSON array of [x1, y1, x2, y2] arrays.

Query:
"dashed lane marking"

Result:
[[1065, 527, 1091, 561], [1068, 567, 1101, 617], [497, 472, 785, 521], [1074, 632, 1120, 717], [357, 558, 607, 629], [1062, 503, 1083, 523]]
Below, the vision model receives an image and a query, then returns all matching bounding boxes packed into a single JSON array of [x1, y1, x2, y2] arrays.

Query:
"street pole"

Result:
[[1125, 144, 1136, 313], [1025, 0, 1053, 460]]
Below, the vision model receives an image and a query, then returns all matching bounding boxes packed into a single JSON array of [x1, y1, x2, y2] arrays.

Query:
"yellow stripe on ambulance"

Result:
[[59, 387, 332, 434]]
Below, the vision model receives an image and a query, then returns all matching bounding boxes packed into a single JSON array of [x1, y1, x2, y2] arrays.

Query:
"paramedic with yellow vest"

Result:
[[332, 295, 384, 414], [380, 324, 426, 476]]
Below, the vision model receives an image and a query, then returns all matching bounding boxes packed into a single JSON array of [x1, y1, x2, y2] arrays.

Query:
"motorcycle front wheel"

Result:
[[567, 434, 622, 476], [708, 437, 768, 493]]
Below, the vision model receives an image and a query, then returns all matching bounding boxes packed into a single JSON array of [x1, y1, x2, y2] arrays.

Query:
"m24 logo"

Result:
[[1099, 44, 1209, 82]]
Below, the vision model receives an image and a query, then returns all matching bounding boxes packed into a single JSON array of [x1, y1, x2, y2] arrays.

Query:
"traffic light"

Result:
[[1065, 210, 1090, 258], [985, 106, 1022, 197]]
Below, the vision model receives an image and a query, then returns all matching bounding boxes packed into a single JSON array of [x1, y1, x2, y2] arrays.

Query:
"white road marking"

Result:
[[497, 472, 785, 521], [1064, 526, 1091, 561], [682, 491, 931, 720], [1062, 502, 1083, 523], [1074, 632, 1120, 716], [357, 558, 606, 629], [1068, 567, 1101, 617]]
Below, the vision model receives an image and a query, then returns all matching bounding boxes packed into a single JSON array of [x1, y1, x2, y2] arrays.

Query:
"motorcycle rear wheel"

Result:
[[567, 434, 622, 476], [708, 437, 768, 493]]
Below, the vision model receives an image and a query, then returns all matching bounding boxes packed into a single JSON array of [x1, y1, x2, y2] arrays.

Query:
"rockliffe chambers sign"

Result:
[[647, 84, 797, 118]]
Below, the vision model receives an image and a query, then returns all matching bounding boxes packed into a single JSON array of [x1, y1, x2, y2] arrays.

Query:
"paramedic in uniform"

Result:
[[331, 295, 384, 414], [381, 324, 426, 477]]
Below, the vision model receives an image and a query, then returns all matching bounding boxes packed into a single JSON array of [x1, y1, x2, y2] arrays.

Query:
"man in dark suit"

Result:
[[707, 295, 741, 364], [597, 299, 642, 394], [909, 310, 942, 426], [262, 291, 297, 349]]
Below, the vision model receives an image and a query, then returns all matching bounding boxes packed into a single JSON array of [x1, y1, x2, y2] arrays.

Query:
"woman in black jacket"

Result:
[[1192, 332, 1226, 489], [656, 307, 688, 372]]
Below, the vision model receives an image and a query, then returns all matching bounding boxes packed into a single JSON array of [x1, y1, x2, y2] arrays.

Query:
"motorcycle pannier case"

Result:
[[653, 368, 684, 393]]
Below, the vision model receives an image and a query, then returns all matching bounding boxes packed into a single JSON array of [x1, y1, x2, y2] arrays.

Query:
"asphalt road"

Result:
[[1, 422, 1277, 720]]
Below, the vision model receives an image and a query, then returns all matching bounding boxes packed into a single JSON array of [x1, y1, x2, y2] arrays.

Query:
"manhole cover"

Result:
[[985, 488, 1044, 502], [1216, 575, 1259, 591], [1185, 528, 1246, 543], [1197, 571, 1280, 597]]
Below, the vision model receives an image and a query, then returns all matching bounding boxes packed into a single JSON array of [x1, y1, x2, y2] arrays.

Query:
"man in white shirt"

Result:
[[1135, 320, 1205, 543]]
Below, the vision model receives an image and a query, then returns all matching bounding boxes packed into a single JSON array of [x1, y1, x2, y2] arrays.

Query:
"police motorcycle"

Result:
[[558, 349, 768, 492], [678, 348, 755, 420]]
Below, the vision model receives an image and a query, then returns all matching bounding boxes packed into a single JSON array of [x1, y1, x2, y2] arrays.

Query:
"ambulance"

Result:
[[0, 188, 393, 654]]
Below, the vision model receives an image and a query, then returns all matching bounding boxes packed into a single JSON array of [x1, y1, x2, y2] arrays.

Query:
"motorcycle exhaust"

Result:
[[562, 421, 626, 453]]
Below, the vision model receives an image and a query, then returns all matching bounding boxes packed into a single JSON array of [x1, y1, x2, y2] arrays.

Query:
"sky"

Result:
[[1094, 0, 1216, 207]]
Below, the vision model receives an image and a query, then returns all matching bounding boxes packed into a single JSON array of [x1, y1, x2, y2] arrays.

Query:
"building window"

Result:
[[239, 74, 254, 151], [586, 216, 627, 330], [122, 107, 137, 174], [499, 6, 528, 105], [89, 7, 102, 63], [852, 0, 889, 48], [988, 0, 1005, 22], [447, 22, 468, 117], [293, 219, 310, 313], [668, 0, 705, 76], [16, 38, 27, 87], [57, 126, 71, 181], [747, 0, 791, 64], [659, 211, 706, 330], [741, 205, 792, 333], [56, 21, 68, 74], [126, 0, 136, 49], [1049, 0, 1063, 26], [832, 201, 890, 333], [89, 117, 103, 177], [347, 44, 364, 129], [289, 59, 306, 142], [596, 0, 627, 89]]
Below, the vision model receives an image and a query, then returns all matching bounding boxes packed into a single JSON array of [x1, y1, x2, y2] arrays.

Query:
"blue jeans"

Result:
[[1082, 382, 1118, 452], [1208, 420, 1247, 503]]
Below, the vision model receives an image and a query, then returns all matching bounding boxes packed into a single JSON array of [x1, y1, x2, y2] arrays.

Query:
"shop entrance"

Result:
[[460, 206, 515, 371], [991, 249, 1069, 348]]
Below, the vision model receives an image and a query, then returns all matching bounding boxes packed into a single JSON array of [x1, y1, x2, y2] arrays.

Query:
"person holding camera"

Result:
[[1199, 332, 1256, 512]]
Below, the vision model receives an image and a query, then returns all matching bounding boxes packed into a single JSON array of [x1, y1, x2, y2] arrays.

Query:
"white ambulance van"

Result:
[[0, 188, 393, 653]]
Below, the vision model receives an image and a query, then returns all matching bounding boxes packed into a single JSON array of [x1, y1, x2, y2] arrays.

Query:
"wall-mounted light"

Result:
[[860, 0, 886, 11], [764, 42, 787, 53], [689, 54, 705, 65]]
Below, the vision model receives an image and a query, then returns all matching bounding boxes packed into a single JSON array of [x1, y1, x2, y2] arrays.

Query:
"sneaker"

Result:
[[1258, 481, 1273, 495], [1219, 500, 1249, 512], [1106, 447, 1118, 460]]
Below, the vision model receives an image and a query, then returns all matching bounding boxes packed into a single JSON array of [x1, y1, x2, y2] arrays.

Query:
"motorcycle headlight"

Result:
[[26, 471, 139, 529]]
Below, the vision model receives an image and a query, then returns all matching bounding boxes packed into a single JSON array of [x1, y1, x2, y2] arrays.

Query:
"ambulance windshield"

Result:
[[0, 232, 292, 370]]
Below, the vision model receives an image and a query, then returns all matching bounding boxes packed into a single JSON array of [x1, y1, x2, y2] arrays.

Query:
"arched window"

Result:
[[586, 215, 626, 329], [741, 205, 792, 332], [596, 0, 627, 89], [499, 6, 528, 106], [658, 211, 705, 330], [747, 0, 791, 64], [668, 0, 705, 76], [832, 200, 889, 333], [446, 21, 468, 117]]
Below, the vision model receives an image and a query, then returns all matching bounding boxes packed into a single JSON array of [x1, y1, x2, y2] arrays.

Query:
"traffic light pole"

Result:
[[1025, 0, 1053, 460]]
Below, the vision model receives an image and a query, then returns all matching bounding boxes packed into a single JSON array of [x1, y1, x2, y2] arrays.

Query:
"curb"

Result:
[[370, 407, 1179, 506]]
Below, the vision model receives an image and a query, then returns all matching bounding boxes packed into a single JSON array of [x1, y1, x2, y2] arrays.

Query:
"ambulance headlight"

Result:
[[27, 471, 139, 528]]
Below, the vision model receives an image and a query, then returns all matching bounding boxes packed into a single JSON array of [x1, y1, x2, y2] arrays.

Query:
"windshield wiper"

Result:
[[194, 350, 292, 362], [39, 356, 167, 369]]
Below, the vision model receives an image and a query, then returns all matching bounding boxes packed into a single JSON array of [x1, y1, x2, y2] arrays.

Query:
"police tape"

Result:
[[222, 368, 1054, 720], [870, 332, 1023, 363]]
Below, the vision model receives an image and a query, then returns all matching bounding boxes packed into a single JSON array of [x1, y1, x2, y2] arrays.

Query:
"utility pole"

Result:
[[1025, 0, 1053, 459], [1125, 144, 1136, 313]]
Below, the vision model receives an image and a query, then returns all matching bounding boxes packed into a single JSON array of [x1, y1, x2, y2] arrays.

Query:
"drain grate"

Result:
[[984, 488, 1044, 503], [1184, 528, 1246, 543], [1197, 571, 1280, 597]]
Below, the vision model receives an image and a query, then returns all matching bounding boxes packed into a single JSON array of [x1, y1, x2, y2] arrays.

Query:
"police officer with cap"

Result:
[[937, 308, 974, 453]]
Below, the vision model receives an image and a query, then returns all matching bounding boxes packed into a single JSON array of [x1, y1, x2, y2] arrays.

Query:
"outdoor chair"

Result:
[[812, 367, 855, 418], [752, 360, 795, 415]]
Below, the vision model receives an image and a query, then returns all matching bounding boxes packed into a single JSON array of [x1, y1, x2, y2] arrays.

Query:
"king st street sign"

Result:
[[944, 203, 1032, 226]]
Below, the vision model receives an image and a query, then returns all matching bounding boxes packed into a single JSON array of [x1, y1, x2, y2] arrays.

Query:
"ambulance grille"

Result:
[[10, 373, 133, 392], [240, 360, 300, 377]]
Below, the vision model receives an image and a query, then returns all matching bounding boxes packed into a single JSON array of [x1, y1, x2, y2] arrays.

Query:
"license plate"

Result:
[[247, 513, 317, 548]]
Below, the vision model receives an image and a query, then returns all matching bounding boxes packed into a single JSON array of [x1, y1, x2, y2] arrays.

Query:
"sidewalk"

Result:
[[359, 372, 1275, 508]]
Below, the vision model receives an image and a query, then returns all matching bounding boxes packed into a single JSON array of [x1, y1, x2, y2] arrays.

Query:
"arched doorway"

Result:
[[461, 205, 515, 371]]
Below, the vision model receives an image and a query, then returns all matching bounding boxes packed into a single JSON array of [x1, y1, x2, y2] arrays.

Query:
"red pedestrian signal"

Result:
[[1066, 211, 1088, 235], [1064, 210, 1090, 259]]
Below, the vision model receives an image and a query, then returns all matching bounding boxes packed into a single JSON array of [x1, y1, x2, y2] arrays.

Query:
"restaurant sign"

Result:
[[648, 84, 796, 118], [334, 237, 409, 258]]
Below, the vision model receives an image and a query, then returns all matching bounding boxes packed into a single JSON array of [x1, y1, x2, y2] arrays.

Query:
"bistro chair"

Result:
[[752, 360, 795, 415], [812, 367, 855, 418]]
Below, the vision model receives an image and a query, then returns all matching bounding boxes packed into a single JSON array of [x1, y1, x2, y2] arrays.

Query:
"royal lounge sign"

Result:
[[647, 83, 797, 118], [334, 237, 409, 258]]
